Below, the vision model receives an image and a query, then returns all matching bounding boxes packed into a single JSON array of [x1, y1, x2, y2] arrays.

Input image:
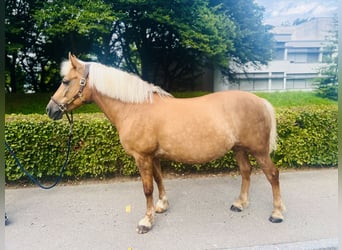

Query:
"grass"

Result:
[[5, 93, 101, 115], [255, 91, 337, 108], [5, 91, 337, 114]]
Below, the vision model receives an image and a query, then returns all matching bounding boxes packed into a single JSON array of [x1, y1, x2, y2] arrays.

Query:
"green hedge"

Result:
[[5, 106, 337, 182], [275, 106, 338, 166]]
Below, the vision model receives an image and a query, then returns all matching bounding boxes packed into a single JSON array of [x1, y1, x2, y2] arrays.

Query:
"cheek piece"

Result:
[[50, 64, 90, 113]]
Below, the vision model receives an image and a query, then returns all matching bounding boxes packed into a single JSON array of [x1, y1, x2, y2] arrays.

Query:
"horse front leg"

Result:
[[153, 158, 169, 213], [135, 155, 155, 234]]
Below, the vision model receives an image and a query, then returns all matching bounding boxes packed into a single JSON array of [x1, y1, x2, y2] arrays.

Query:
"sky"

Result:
[[254, 0, 338, 26]]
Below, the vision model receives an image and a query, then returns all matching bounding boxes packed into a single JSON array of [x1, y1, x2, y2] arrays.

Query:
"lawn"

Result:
[[5, 91, 337, 114], [255, 91, 336, 108], [5, 93, 101, 115]]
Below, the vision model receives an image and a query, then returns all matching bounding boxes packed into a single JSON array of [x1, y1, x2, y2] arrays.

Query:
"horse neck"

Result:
[[91, 88, 133, 131]]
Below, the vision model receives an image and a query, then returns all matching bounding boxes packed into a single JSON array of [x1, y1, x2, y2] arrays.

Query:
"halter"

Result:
[[51, 64, 90, 115]]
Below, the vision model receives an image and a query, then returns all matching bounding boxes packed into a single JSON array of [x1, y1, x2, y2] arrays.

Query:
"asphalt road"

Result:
[[5, 169, 338, 250]]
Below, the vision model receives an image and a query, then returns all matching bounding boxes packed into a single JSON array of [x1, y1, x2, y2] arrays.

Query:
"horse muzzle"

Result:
[[46, 100, 64, 120]]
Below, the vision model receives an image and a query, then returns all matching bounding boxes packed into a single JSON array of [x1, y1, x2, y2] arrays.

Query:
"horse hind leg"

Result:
[[231, 149, 252, 212], [254, 152, 286, 223], [153, 158, 169, 213]]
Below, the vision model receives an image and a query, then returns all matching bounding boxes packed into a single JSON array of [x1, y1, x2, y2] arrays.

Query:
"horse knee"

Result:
[[142, 182, 153, 197]]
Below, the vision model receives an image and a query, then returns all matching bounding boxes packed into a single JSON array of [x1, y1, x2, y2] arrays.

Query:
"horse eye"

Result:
[[62, 79, 70, 85]]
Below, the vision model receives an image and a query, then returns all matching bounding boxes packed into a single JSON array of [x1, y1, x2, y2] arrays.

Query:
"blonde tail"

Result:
[[262, 99, 277, 154]]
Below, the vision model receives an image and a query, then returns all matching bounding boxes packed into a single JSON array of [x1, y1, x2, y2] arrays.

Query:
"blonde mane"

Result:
[[61, 60, 172, 103]]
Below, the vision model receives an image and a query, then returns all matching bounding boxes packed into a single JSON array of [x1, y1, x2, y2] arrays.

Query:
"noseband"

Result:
[[51, 64, 90, 114]]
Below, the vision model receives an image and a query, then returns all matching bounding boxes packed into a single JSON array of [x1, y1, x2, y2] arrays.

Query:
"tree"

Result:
[[315, 17, 338, 101], [5, 0, 31, 93], [209, 0, 273, 78], [111, 0, 236, 89], [111, 0, 273, 88], [5, 0, 65, 93], [8, 0, 273, 92], [34, 0, 118, 65]]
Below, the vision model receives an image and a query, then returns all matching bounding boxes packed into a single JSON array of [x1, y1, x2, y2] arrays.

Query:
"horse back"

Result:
[[151, 91, 272, 162]]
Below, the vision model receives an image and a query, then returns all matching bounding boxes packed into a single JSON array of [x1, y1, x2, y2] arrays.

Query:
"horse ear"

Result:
[[69, 52, 80, 69]]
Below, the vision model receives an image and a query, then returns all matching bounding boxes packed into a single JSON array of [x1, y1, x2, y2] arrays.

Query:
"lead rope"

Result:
[[5, 112, 74, 189]]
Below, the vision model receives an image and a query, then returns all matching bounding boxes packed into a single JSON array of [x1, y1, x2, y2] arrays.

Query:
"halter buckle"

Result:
[[80, 78, 86, 86], [50, 64, 90, 114], [59, 104, 68, 113]]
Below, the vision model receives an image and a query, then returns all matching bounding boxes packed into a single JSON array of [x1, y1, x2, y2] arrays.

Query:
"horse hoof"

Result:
[[269, 216, 283, 223], [230, 205, 242, 212], [136, 225, 151, 234]]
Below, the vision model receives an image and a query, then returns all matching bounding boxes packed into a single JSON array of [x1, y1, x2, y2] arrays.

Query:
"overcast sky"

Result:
[[254, 0, 338, 26]]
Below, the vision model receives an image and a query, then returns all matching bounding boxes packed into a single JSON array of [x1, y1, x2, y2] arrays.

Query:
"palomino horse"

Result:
[[46, 53, 286, 233]]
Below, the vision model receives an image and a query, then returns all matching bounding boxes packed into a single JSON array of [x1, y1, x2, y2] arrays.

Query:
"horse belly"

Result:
[[156, 125, 235, 164]]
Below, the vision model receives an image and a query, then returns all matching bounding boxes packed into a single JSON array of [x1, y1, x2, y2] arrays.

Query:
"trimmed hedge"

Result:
[[275, 106, 338, 166], [5, 106, 337, 182]]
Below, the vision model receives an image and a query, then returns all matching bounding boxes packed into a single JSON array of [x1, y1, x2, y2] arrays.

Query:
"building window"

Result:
[[273, 42, 285, 60], [273, 48, 285, 60], [287, 47, 320, 63], [288, 52, 306, 63], [307, 53, 319, 63]]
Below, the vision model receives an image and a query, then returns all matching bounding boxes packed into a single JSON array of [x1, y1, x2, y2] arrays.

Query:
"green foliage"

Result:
[[211, 0, 273, 66], [314, 49, 338, 101], [314, 17, 338, 101], [274, 106, 338, 167], [5, 106, 337, 183], [5, 115, 71, 181], [111, 0, 237, 87], [315, 64, 338, 101], [35, 1, 116, 36], [5, 114, 138, 182], [5, 0, 63, 93], [6, 0, 273, 92]]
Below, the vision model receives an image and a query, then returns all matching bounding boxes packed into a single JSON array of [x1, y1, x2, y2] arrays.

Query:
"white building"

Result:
[[214, 17, 336, 92]]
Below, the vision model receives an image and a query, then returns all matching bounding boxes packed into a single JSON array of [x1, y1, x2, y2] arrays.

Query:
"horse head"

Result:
[[46, 53, 91, 120]]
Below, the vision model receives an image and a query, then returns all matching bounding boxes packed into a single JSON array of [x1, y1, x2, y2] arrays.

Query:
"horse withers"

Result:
[[46, 53, 286, 234]]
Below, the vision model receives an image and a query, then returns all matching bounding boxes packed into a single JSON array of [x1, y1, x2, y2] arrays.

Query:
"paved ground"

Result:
[[5, 169, 338, 250]]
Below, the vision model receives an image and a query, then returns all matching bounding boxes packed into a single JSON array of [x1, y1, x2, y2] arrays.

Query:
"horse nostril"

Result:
[[46, 104, 52, 115], [46, 102, 63, 120], [46, 108, 52, 118]]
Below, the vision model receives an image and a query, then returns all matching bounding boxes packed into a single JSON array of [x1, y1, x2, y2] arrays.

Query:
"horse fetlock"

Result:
[[279, 201, 286, 212], [155, 196, 169, 213]]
